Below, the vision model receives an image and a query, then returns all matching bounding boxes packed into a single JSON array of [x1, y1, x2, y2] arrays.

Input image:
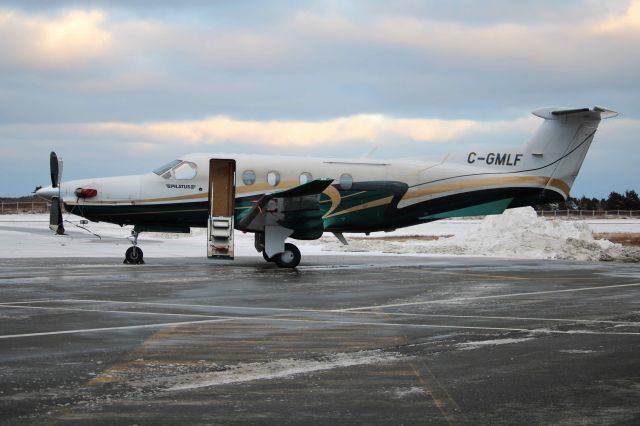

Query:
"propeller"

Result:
[[49, 151, 65, 235], [50, 152, 61, 188]]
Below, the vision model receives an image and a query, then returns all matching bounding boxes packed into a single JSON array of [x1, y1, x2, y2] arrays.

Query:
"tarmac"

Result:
[[0, 255, 639, 425]]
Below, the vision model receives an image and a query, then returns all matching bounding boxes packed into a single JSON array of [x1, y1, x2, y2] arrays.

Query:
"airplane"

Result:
[[35, 106, 617, 268]]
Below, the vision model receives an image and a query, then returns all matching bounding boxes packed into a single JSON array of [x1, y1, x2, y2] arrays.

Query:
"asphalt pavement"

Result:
[[0, 255, 639, 425]]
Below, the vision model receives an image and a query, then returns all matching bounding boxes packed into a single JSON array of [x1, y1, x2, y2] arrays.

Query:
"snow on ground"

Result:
[[0, 213, 338, 259], [165, 350, 406, 391], [322, 208, 640, 262], [456, 337, 536, 351], [1, 208, 639, 262]]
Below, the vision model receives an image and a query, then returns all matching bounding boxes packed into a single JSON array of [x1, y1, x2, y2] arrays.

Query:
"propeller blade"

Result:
[[49, 197, 65, 235], [50, 151, 62, 188]]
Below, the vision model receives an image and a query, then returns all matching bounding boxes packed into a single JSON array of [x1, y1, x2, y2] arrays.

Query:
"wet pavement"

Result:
[[0, 255, 639, 425]]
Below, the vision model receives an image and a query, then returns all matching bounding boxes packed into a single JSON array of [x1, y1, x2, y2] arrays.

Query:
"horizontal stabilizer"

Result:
[[532, 106, 618, 120]]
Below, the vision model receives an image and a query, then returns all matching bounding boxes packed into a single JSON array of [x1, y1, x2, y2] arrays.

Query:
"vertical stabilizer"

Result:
[[522, 106, 617, 197]]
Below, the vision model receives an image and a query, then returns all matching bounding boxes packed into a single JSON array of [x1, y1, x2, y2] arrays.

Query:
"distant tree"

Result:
[[592, 198, 604, 211], [498, 189, 639, 212], [578, 196, 595, 210], [624, 190, 640, 210], [606, 191, 627, 210]]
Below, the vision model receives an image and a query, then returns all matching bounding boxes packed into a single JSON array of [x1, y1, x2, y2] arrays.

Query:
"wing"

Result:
[[237, 178, 333, 239]]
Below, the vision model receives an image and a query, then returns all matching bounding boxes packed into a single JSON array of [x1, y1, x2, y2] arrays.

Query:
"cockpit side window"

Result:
[[154, 160, 198, 180], [173, 162, 197, 179]]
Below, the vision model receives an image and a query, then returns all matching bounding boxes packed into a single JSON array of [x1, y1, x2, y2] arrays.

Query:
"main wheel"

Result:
[[125, 246, 144, 264], [262, 251, 274, 262], [274, 243, 301, 268]]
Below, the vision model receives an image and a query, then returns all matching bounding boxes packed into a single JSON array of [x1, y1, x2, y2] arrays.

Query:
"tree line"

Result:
[[538, 190, 640, 211]]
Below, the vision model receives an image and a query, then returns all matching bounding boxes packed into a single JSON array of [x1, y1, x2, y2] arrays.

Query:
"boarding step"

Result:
[[207, 216, 234, 259]]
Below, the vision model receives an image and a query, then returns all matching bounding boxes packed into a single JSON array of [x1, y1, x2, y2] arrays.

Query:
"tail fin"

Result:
[[522, 106, 618, 197]]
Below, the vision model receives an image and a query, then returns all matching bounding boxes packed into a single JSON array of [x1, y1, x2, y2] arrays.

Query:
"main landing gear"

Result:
[[261, 242, 301, 268], [256, 230, 301, 268], [262, 243, 301, 268], [124, 228, 144, 264]]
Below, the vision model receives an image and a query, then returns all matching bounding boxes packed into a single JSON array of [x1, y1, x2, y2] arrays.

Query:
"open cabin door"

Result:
[[207, 159, 236, 259]]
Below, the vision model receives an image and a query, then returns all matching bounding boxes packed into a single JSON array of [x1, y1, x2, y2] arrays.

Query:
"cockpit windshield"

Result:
[[153, 159, 198, 180], [153, 159, 181, 176]]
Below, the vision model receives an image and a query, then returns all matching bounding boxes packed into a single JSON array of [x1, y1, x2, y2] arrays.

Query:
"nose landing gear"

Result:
[[124, 228, 144, 264]]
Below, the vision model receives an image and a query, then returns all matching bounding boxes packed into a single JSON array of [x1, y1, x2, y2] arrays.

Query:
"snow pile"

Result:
[[324, 207, 640, 262]]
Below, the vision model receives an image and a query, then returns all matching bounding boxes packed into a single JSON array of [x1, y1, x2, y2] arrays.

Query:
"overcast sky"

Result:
[[1, 0, 638, 197]]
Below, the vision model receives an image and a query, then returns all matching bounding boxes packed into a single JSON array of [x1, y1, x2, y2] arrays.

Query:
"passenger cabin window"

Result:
[[153, 160, 197, 180], [339, 173, 353, 190], [267, 171, 280, 186], [299, 172, 313, 184], [242, 170, 256, 185]]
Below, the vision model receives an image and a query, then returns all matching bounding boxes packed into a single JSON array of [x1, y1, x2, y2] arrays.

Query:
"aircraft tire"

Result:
[[262, 251, 274, 262], [275, 243, 301, 268], [125, 246, 144, 264]]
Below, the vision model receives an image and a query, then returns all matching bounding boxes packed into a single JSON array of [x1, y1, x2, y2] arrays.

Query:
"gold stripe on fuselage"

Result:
[[323, 196, 394, 219], [403, 176, 569, 202], [321, 185, 342, 217]]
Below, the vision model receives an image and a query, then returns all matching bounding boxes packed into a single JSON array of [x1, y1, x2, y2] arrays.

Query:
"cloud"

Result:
[[1, 3, 638, 121], [597, 0, 640, 33], [0, 9, 112, 70], [285, 3, 640, 75], [0, 114, 540, 152], [87, 115, 536, 147], [4, 2, 639, 76]]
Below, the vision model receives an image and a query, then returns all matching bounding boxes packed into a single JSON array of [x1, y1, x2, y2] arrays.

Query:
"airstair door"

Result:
[[208, 159, 236, 259]]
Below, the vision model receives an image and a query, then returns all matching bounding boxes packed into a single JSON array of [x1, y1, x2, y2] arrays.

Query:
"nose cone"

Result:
[[35, 185, 59, 201]]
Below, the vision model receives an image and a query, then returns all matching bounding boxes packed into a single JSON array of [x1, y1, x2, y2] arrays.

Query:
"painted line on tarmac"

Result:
[[2, 310, 640, 340], [3, 295, 640, 328], [3, 301, 639, 328], [4, 298, 331, 314], [0, 304, 232, 319], [351, 311, 640, 327], [338, 282, 640, 311], [133, 315, 640, 337], [0, 315, 528, 340], [0, 318, 233, 340], [0, 299, 62, 305]]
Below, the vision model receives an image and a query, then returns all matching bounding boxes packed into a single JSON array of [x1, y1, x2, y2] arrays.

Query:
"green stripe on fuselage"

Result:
[[420, 198, 513, 220]]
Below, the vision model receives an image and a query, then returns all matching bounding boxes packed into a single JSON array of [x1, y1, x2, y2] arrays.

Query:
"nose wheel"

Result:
[[125, 246, 144, 264], [124, 228, 145, 264]]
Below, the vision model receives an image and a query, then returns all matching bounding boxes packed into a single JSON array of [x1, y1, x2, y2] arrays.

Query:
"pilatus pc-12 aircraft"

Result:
[[36, 106, 617, 267]]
